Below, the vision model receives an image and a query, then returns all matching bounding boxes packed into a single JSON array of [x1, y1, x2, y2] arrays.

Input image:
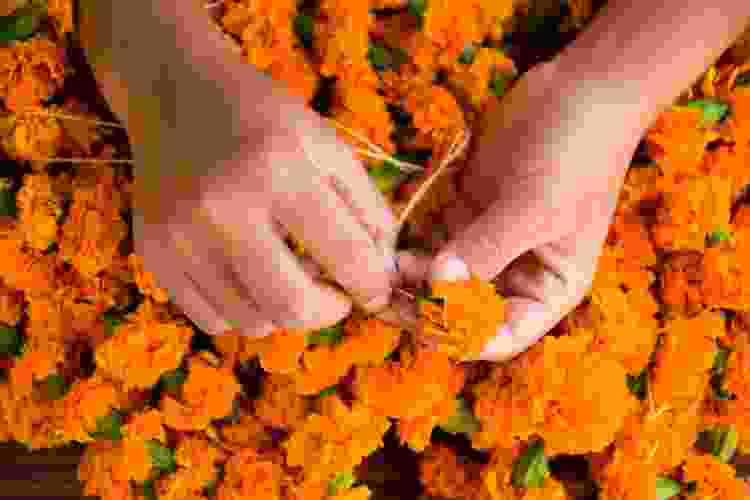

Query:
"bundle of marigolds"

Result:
[[0, 1, 750, 499]]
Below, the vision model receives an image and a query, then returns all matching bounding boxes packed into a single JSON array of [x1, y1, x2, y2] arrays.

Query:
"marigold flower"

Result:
[[1, 112, 64, 162], [420, 444, 481, 499], [128, 254, 169, 303], [418, 276, 507, 361], [216, 448, 282, 500], [0, 282, 23, 327], [95, 300, 193, 391], [0, 39, 66, 112], [682, 454, 746, 500], [61, 374, 121, 443], [162, 355, 241, 431], [254, 373, 309, 430], [284, 396, 390, 482]]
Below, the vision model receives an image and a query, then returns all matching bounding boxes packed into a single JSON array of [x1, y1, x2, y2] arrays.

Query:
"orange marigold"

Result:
[[162, 354, 241, 431], [419, 276, 507, 361], [682, 454, 746, 500], [0, 39, 66, 112], [95, 300, 193, 391], [61, 374, 121, 443], [216, 448, 282, 500]]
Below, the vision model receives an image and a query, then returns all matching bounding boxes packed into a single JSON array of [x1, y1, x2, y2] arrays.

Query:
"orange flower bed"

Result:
[[0, 2, 748, 500]]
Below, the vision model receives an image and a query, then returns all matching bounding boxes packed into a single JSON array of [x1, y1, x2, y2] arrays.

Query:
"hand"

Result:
[[400, 59, 647, 361], [80, 1, 398, 337]]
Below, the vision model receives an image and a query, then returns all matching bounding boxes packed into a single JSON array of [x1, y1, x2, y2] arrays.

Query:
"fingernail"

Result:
[[479, 302, 548, 361], [431, 253, 470, 282]]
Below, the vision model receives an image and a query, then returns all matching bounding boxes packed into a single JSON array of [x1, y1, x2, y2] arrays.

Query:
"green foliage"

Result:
[[511, 440, 549, 489]]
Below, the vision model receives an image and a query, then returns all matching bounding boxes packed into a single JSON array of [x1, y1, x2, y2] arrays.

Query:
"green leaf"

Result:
[[294, 13, 314, 50], [491, 74, 512, 98], [203, 478, 218, 498], [626, 369, 648, 401], [160, 368, 187, 393], [146, 440, 177, 474], [102, 311, 123, 338], [439, 397, 481, 435], [708, 425, 739, 463], [327, 471, 357, 497], [368, 44, 408, 72], [713, 342, 731, 375], [409, 0, 427, 19], [317, 385, 338, 399], [91, 412, 123, 441], [655, 477, 681, 500], [458, 45, 477, 65], [43, 374, 69, 401], [709, 229, 732, 244], [0, 325, 20, 357], [142, 480, 157, 500], [369, 161, 405, 194], [306, 323, 344, 346], [511, 440, 549, 489], [368, 44, 389, 71], [736, 71, 750, 88], [685, 98, 730, 127], [0, 185, 16, 217], [0, 9, 43, 42]]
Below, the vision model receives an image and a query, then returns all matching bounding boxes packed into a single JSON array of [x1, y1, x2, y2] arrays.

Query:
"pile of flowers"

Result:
[[0, 1, 749, 499]]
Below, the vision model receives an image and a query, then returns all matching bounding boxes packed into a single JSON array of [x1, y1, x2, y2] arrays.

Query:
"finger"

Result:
[[299, 114, 399, 250], [477, 236, 602, 362], [441, 197, 479, 240], [181, 205, 353, 329], [274, 178, 396, 313], [395, 250, 432, 288], [435, 182, 562, 281], [134, 229, 273, 337]]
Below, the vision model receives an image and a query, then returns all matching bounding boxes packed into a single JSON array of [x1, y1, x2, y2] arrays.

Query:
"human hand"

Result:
[[80, 1, 398, 337], [399, 59, 648, 361]]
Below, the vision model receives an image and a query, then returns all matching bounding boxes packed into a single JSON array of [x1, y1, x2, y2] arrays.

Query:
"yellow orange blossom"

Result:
[[254, 374, 309, 430], [79, 441, 135, 500], [58, 166, 129, 278], [333, 486, 372, 500], [398, 396, 459, 452], [47, 0, 75, 37], [725, 332, 750, 401], [95, 300, 193, 391], [652, 174, 733, 252], [422, 0, 513, 66], [315, 0, 373, 81], [216, 448, 282, 500], [473, 335, 635, 455], [293, 317, 401, 395], [0, 112, 64, 162], [404, 85, 466, 153], [155, 468, 209, 500], [481, 445, 569, 500], [682, 454, 746, 500], [61, 374, 121, 443], [8, 346, 60, 399], [15, 172, 60, 252], [0, 382, 67, 449], [162, 355, 241, 431], [220, 415, 273, 451], [355, 349, 464, 420], [0, 220, 56, 295], [651, 311, 723, 409], [419, 276, 507, 361], [420, 444, 481, 500], [114, 410, 166, 482], [284, 395, 390, 482], [267, 47, 319, 102], [221, 0, 296, 71], [175, 436, 227, 489], [331, 83, 396, 155], [446, 48, 517, 110], [216, 327, 306, 373], [128, 254, 169, 303], [645, 106, 718, 180], [0, 282, 23, 326], [701, 145, 750, 201], [0, 39, 66, 112], [568, 285, 659, 374]]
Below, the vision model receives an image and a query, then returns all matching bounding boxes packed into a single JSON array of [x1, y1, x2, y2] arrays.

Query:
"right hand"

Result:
[[80, 1, 399, 337]]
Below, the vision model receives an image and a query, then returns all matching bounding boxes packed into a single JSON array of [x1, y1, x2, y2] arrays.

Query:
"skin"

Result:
[[79, 0, 750, 352], [79, 0, 399, 337], [407, 1, 750, 361]]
